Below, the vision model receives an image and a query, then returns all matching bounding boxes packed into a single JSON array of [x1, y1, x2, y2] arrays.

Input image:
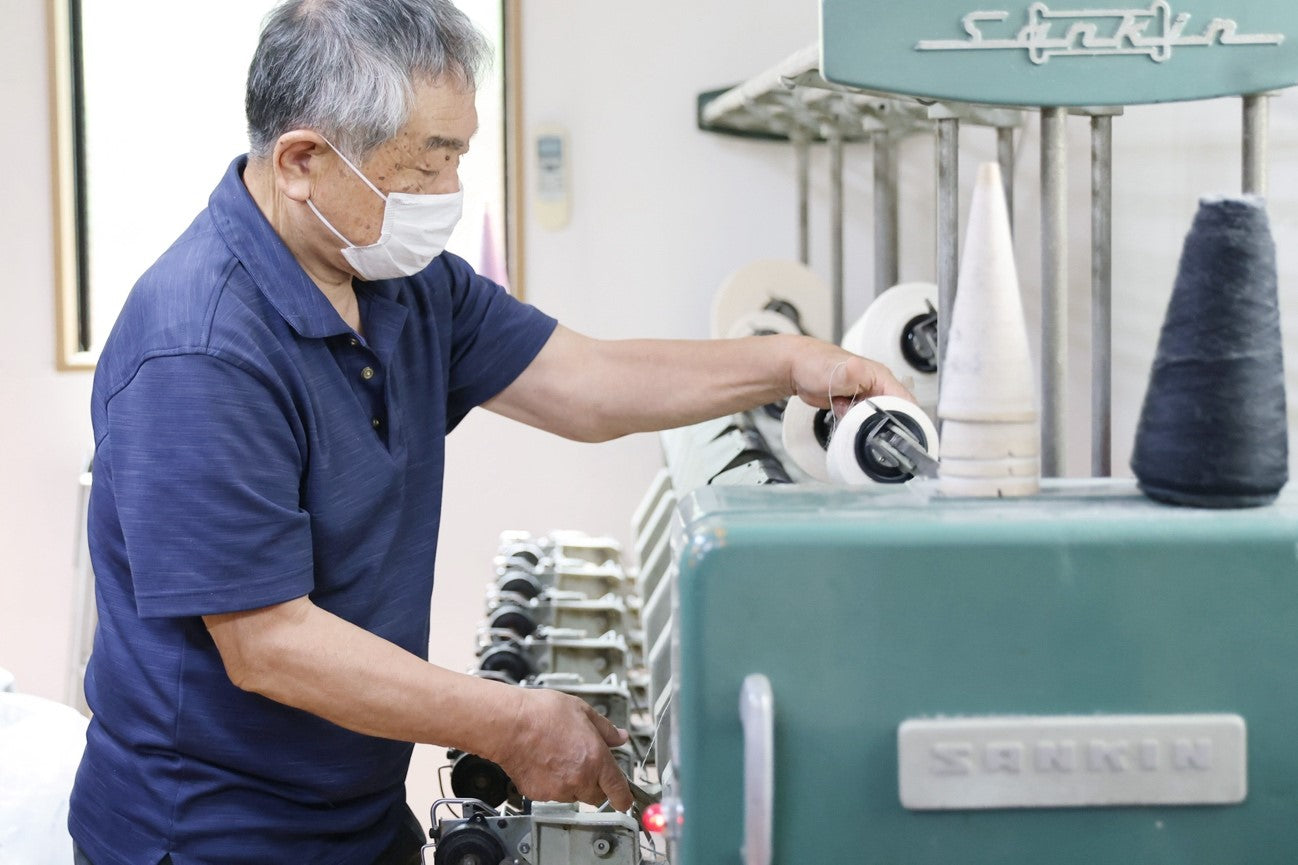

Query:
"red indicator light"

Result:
[[641, 802, 668, 834]]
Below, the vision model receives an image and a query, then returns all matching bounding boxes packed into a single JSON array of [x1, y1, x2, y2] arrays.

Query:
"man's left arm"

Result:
[[483, 325, 912, 442]]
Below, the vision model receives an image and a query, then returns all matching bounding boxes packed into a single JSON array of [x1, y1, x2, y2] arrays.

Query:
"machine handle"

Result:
[[740, 674, 774, 865]]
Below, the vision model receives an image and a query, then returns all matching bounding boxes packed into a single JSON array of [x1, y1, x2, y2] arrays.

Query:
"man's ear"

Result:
[[272, 131, 330, 203]]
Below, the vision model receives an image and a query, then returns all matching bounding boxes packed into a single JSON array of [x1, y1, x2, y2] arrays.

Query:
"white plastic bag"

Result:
[[0, 693, 88, 865]]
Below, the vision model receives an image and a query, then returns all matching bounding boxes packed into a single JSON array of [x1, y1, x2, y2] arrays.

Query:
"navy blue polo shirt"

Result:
[[68, 156, 557, 865]]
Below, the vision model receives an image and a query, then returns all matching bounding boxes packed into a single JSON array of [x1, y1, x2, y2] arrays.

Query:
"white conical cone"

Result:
[[937, 162, 1037, 423]]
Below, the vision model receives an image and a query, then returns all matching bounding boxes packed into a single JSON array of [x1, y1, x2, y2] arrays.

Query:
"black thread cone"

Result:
[[1131, 195, 1288, 507]]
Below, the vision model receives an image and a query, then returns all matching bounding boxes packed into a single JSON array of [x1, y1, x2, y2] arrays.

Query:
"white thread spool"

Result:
[[780, 398, 834, 483], [841, 283, 939, 415], [826, 398, 940, 487], [710, 259, 831, 342]]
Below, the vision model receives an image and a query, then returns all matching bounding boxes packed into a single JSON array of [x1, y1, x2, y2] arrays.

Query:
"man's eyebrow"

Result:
[[424, 129, 478, 152]]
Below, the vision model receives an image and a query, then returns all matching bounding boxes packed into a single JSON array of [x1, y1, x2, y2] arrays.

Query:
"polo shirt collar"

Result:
[[208, 155, 401, 340]]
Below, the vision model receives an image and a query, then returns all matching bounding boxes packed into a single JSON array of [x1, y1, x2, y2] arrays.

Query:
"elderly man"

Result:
[[67, 1, 908, 863]]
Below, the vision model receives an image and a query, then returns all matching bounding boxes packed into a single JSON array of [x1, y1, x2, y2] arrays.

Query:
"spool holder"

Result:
[[856, 406, 932, 483]]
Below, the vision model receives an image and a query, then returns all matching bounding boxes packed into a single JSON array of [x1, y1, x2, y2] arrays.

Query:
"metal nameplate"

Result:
[[898, 714, 1247, 810], [821, 0, 1298, 106]]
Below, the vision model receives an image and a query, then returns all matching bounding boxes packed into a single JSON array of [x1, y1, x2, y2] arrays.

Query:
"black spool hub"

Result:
[[489, 604, 538, 638], [507, 548, 542, 568], [899, 310, 939, 374], [477, 644, 535, 684], [762, 398, 788, 421], [434, 818, 506, 865], [449, 753, 515, 808], [852, 410, 929, 483], [495, 570, 542, 601], [812, 408, 834, 450], [762, 298, 804, 332]]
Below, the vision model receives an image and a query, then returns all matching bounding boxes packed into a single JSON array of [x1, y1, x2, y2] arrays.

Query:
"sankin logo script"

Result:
[[916, 1, 1285, 64]]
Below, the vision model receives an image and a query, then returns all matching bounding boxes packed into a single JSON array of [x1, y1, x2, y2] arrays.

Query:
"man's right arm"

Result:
[[204, 596, 634, 811]]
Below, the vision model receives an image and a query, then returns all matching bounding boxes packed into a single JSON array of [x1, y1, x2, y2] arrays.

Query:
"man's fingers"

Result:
[[598, 755, 634, 812], [584, 704, 629, 747]]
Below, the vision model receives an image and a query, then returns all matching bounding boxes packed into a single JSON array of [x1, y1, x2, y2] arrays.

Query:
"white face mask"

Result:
[[307, 139, 464, 281]]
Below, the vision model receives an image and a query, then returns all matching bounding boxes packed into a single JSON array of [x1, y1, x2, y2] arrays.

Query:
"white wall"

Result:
[[0, 0, 95, 704], [5, 0, 1298, 831]]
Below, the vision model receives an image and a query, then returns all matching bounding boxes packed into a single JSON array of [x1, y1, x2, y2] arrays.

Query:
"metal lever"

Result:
[[863, 399, 941, 479], [740, 674, 774, 865]]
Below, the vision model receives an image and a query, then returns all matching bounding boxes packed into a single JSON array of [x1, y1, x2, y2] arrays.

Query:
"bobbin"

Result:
[[842, 282, 939, 414], [826, 397, 940, 487], [780, 397, 835, 482], [710, 258, 832, 341]]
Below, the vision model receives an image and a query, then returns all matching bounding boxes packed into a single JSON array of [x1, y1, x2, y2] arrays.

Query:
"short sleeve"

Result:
[[443, 265, 557, 430], [104, 353, 315, 618]]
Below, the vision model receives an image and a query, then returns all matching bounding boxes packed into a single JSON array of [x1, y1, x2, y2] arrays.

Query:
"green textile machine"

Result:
[[658, 1, 1298, 863]]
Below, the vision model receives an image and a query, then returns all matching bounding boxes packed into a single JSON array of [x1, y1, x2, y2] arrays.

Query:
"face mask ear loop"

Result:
[[318, 134, 387, 202], [306, 198, 357, 247]]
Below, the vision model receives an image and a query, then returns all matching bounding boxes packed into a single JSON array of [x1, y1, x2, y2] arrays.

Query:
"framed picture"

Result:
[[49, 0, 524, 370]]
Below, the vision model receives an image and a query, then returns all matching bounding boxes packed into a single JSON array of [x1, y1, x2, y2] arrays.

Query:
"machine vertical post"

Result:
[[1090, 114, 1113, 477], [1040, 107, 1069, 477], [936, 117, 960, 379], [874, 130, 900, 297], [997, 125, 1015, 233], [793, 132, 811, 266], [829, 125, 845, 343], [1243, 93, 1270, 197]]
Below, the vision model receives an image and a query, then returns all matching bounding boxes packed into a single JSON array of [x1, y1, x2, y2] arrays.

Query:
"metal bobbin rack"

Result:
[[697, 1, 1294, 478]]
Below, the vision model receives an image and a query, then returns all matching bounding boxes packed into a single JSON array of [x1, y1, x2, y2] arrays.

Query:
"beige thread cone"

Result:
[[938, 162, 1040, 498]]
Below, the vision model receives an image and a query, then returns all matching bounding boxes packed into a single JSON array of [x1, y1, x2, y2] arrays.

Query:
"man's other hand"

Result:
[[492, 688, 634, 811]]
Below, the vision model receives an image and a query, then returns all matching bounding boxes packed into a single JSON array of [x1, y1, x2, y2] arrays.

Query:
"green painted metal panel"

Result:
[[673, 481, 1298, 864], [820, 0, 1298, 105]]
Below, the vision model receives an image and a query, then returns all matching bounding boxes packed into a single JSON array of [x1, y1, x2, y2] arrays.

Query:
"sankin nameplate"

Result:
[[898, 714, 1247, 810], [821, 0, 1298, 106]]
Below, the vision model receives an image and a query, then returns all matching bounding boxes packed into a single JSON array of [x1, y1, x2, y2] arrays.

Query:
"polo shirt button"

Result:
[[349, 337, 359, 347], [361, 366, 375, 381], [372, 417, 382, 429]]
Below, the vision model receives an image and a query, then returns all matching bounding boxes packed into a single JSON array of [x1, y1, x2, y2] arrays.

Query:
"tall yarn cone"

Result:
[[1131, 195, 1288, 508], [937, 162, 1037, 423]]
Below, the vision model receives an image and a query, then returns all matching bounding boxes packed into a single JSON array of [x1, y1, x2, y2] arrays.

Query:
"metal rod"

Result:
[[997, 126, 1016, 233], [1243, 93, 1270, 197], [1090, 115, 1113, 478], [873, 131, 900, 297], [936, 118, 960, 380], [830, 127, 845, 344], [1040, 107, 1069, 477], [793, 132, 811, 265]]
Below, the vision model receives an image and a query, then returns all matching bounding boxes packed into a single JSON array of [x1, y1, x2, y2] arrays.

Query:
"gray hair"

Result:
[[246, 0, 490, 160]]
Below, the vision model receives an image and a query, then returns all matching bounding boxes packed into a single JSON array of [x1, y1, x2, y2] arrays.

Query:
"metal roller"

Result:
[[1243, 93, 1271, 197], [1091, 112, 1114, 477], [1040, 106, 1069, 477], [935, 117, 960, 377]]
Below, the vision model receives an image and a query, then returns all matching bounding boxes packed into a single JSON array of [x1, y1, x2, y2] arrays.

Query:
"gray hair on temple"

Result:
[[245, 0, 490, 160]]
